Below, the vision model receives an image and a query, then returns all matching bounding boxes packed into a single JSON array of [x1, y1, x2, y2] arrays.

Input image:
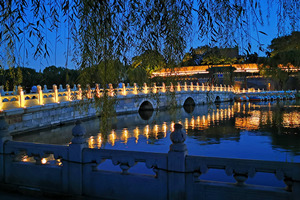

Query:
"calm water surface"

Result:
[[14, 100, 300, 163]]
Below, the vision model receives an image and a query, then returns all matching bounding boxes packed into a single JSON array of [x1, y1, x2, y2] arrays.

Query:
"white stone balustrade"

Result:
[[0, 122, 299, 200], [0, 83, 297, 112]]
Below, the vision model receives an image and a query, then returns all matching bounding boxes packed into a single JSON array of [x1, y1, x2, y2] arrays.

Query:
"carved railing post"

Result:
[[87, 84, 92, 99], [168, 123, 187, 200], [109, 83, 114, 97], [143, 83, 148, 94], [95, 84, 100, 98], [59, 84, 64, 92], [202, 83, 205, 91], [43, 85, 48, 93], [184, 82, 188, 91], [52, 84, 58, 103], [69, 120, 87, 195], [170, 82, 174, 92], [133, 83, 137, 95], [153, 83, 157, 94], [66, 84, 71, 101], [77, 84, 82, 100], [190, 82, 194, 91], [37, 85, 43, 105], [162, 82, 166, 93], [122, 83, 126, 96], [0, 116, 11, 182], [196, 82, 200, 91], [177, 82, 181, 92], [18, 86, 25, 108]]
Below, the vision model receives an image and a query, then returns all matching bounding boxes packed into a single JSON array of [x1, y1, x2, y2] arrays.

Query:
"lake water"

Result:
[[14, 100, 300, 163]]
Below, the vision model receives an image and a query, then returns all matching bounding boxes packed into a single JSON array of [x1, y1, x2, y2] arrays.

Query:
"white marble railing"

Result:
[[0, 82, 235, 111], [0, 121, 299, 199]]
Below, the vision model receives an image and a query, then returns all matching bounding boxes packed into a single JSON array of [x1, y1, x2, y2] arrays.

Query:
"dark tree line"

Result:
[[0, 66, 79, 92]]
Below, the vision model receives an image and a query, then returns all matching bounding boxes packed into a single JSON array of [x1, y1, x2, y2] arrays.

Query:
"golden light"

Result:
[[162, 122, 167, 137], [134, 127, 140, 143], [41, 158, 47, 165], [143, 83, 148, 94], [177, 82, 181, 91], [154, 124, 159, 139], [170, 121, 175, 132], [185, 118, 189, 129], [109, 130, 116, 146], [88, 136, 95, 148], [97, 135, 102, 148], [122, 128, 129, 144], [144, 125, 150, 139], [184, 82, 188, 91]]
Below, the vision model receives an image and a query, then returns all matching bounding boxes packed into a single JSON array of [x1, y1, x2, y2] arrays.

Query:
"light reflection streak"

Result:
[[85, 102, 299, 148]]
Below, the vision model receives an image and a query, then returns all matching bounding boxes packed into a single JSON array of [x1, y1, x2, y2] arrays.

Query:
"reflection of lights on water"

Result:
[[134, 127, 140, 143], [191, 117, 195, 129], [170, 122, 175, 132], [109, 130, 116, 146], [22, 155, 28, 162], [97, 135, 102, 148], [154, 125, 159, 139], [88, 136, 95, 148], [144, 125, 150, 139], [122, 129, 129, 144], [162, 123, 167, 137], [41, 158, 47, 164], [185, 118, 188, 129]]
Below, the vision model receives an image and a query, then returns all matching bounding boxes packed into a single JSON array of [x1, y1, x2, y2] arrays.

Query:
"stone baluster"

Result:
[[202, 83, 205, 91], [95, 84, 100, 98], [168, 123, 187, 200], [109, 83, 114, 96], [153, 83, 157, 94], [77, 84, 82, 100], [18, 86, 25, 108], [0, 86, 4, 96], [162, 82, 166, 93], [37, 85, 43, 105], [69, 120, 87, 195], [196, 82, 200, 91], [177, 82, 181, 92], [220, 84, 223, 91], [59, 84, 64, 92], [73, 84, 77, 91], [211, 85, 214, 91], [184, 82, 188, 91], [190, 82, 194, 91], [87, 84, 92, 99], [143, 83, 148, 94], [243, 88, 246, 93], [122, 83, 126, 96], [53, 84, 58, 103], [43, 85, 48, 93], [170, 82, 174, 92], [14, 86, 18, 95], [258, 88, 260, 93], [133, 83, 137, 94], [66, 84, 71, 101], [0, 116, 11, 182]]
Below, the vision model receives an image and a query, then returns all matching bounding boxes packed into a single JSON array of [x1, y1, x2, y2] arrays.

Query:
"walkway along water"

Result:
[[0, 117, 299, 200]]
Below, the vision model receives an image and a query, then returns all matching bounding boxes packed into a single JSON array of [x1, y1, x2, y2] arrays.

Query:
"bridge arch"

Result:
[[183, 97, 195, 107], [138, 100, 154, 111], [215, 95, 221, 103]]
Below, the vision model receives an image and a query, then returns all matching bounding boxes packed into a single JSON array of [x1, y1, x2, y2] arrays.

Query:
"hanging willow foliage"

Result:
[[0, 0, 299, 134], [0, 0, 299, 70]]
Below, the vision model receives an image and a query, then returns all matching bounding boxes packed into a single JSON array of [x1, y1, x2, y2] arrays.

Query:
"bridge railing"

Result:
[[0, 122, 299, 199], [0, 82, 235, 111]]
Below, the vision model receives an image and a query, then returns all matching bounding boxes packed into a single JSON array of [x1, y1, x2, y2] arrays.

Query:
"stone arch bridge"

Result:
[[0, 82, 234, 133]]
